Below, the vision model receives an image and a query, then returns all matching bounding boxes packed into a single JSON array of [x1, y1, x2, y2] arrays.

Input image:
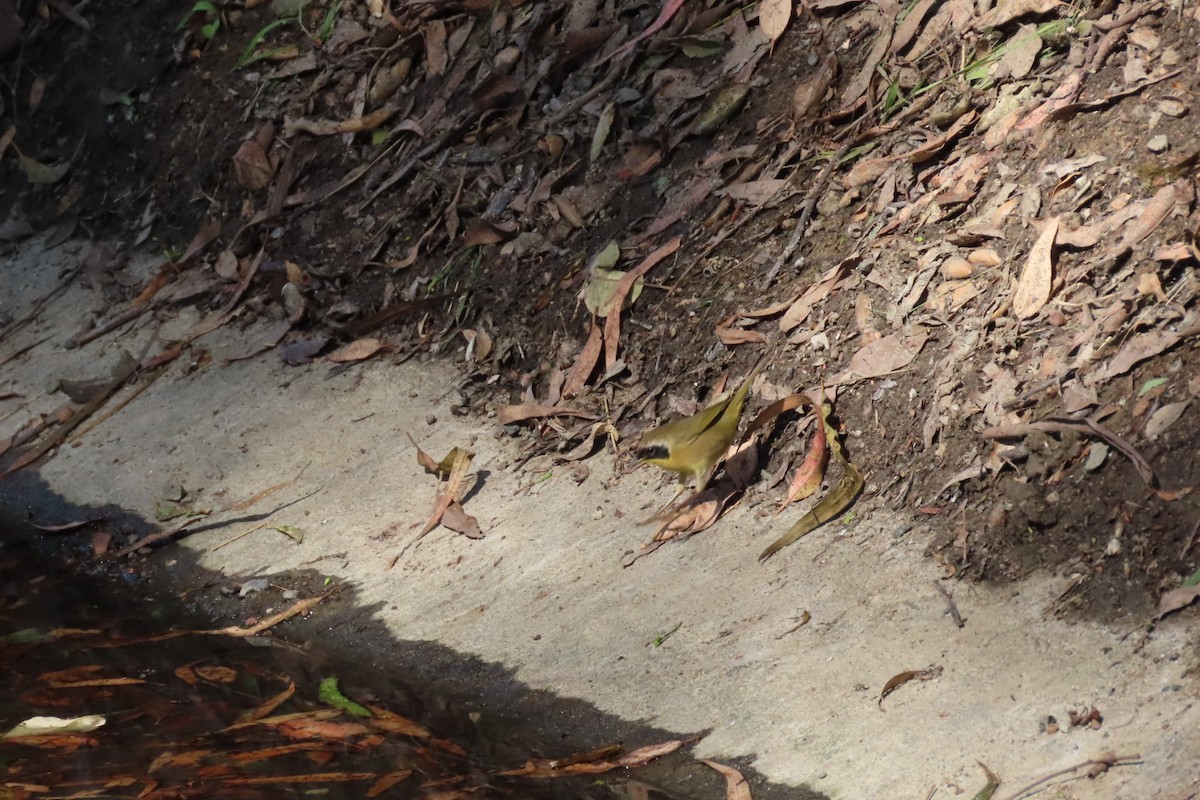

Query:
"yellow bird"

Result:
[[636, 365, 762, 495]]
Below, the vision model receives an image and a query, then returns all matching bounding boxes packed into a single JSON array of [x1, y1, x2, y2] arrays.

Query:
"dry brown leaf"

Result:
[[496, 403, 598, 425], [844, 157, 893, 188], [563, 317, 603, 398], [848, 329, 929, 378], [716, 317, 767, 346], [699, 760, 753, 800], [779, 262, 848, 332], [653, 493, 726, 541], [975, 0, 1062, 30], [1014, 70, 1082, 135], [1144, 401, 1190, 440], [1093, 329, 1185, 383], [837, 10, 893, 112], [891, 0, 940, 52], [780, 414, 827, 510], [424, 19, 447, 77], [759, 0, 791, 42], [366, 770, 414, 797], [499, 740, 685, 777], [442, 500, 483, 539], [1114, 183, 1179, 254], [906, 110, 977, 163], [417, 449, 471, 537], [603, 237, 681, 370], [997, 23, 1042, 79], [719, 178, 790, 206], [232, 126, 275, 190], [327, 338, 384, 363], [1013, 215, 1059, 319], [1156, 584, 1200, 620], [740, 293, 802, 318], [792, 55, 837, 119]]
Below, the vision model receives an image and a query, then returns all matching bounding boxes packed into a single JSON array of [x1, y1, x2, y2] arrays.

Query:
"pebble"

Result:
[[1147, 135, 1169, 153], [1158, 98, 1186, 118]]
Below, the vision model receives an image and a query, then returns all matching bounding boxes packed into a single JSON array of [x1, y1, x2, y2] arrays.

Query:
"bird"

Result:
[[636, 364, 762, 499]]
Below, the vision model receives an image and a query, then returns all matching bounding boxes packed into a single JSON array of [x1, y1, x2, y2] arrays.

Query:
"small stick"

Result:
[[1181, 518, 1200, 559], [211, 522, 269, 552], [933, 581, 965, 628], [0, 265, 84, 346], [108, 513, 211, 559], [761, 142, 852, 289], [1001, 753, 1141, 800]]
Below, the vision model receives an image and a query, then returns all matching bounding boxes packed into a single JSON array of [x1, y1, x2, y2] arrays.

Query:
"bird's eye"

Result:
[[637, 445, 670, 460]]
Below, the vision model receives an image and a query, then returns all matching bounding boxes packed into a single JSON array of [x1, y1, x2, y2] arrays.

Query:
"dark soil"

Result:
[[3, 0, 1198, 622]]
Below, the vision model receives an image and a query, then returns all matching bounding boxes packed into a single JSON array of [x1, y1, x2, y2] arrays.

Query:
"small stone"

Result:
[[1147, 135, 1169, 153], [1047, 309, 1067, 327], [968, 247, 1003, 267], [425, 414, 437, 425], [493, 46, 521, 72], [1158, 98, 1186, 118], [940, 256, 973, 279]]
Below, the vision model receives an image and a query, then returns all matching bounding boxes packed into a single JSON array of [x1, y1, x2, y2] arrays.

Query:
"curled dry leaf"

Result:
[[406, 433, 474, 480], [563, 317, 603, 398], [779, 411, 827, 510], [759, 392, 863, 561], [793, 55, 837, 119], [878, 664, 943, 710], [652, 491, 727, 542], [442, 500, 483, 539], [970, 762, 1000, 800], [232, 137, 274, 190], [603, 236, 681, 370], [716, 317, 767, 346], [699, 759, 753, 800], [327, 338, 384, 363], [1156, 581, 1200, 620], [1013, 215, 1059, 320]]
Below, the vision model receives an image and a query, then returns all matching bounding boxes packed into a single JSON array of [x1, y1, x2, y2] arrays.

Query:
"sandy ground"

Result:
[[2, 234, 1198, 799]]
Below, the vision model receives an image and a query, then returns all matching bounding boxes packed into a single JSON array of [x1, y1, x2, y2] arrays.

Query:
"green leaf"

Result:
[[1183, 567, 1200, 588], [7, 628, 51, 644], [17, 153, 69, 185], [680, 35, 726, 58], [318, 677, 373, 717], [270, 524, 304, 544], [178, 1, 218, 31], [1139, 377, 1168, 396], [234, 18, 294, 70]]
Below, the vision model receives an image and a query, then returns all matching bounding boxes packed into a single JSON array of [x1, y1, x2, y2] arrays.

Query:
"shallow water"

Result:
[[0, 519, 705, 800]]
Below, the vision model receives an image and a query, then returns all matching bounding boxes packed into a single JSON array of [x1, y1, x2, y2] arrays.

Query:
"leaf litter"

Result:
[[0, 0, 1196, 750], [0, 557, 690, 797]]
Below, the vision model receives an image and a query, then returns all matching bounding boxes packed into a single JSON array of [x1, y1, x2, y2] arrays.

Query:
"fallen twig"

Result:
[[108, 512, 212, 559], [1001, 752, 1141, 800], [0, 265, 84, 346], [2, 338, 154, 476], [762, 142, 852, 289]]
